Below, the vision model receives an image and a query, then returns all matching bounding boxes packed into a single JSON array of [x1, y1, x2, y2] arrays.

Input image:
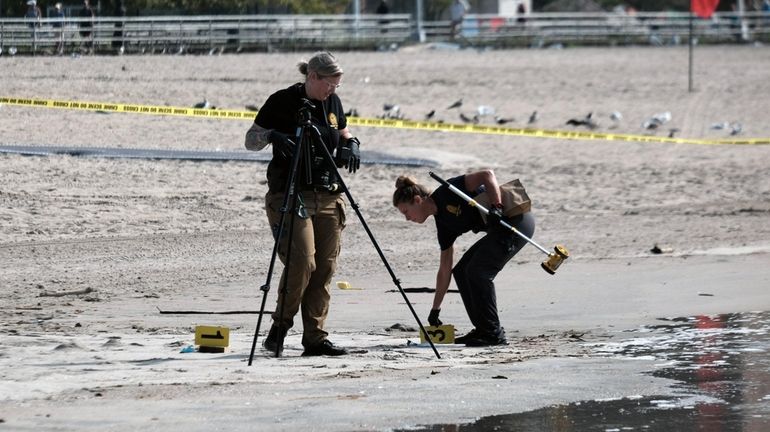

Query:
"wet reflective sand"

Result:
[[406, 311, 770, 431]]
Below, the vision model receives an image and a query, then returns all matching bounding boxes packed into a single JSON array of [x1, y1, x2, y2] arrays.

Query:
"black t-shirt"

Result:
[[254, 83, 347, 192], [432, 175, 487, 251]]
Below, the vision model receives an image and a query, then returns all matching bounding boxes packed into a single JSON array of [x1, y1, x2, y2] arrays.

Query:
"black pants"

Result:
[[452, 212, 535, 335]]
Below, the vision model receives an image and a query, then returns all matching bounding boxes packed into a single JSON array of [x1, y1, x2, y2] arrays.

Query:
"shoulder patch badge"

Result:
[[328, 113, 339, 128], [446, 205, 462, 216]]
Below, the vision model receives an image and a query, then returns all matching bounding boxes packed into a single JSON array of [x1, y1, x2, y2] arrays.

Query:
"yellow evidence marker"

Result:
[[420, 324, 455, 344], [194, 325, 230, 353]]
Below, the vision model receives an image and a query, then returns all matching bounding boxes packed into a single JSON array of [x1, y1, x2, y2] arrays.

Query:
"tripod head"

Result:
[[297, 98, 316, 125]]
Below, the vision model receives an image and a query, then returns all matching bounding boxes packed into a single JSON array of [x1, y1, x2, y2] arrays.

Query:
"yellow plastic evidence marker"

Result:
[[420, 324, 456, 344], [194, 325, 230, 353]]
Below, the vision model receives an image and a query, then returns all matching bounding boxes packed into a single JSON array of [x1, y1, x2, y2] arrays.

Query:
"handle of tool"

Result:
[[428, 171, 552, 256]]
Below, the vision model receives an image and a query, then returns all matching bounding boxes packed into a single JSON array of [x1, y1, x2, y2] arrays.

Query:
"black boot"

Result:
[[263, 325, 287, 355]]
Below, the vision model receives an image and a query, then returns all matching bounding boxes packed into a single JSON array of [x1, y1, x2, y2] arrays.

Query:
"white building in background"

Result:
[[495, 0, 532, 16]]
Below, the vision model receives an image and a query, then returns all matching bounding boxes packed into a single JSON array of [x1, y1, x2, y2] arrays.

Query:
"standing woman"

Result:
[[245, 51, 361, 357], [392, 170, 534, 347]]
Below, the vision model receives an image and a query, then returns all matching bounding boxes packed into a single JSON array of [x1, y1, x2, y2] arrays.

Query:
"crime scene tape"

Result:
[[2, 96, 769, 146]]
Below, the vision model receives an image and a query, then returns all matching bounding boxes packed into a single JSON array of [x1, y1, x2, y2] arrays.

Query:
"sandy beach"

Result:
[[1, 45, 769, 430]]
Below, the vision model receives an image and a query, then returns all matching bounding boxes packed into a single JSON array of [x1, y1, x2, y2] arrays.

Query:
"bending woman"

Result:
[[392, 170, 535, 347]]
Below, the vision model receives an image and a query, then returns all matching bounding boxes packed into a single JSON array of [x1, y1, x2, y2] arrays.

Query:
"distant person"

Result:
[[449, 0, 470, 39], [25, 0, 42, 29], [52, 3, 66, 55], [79, 0, 95, 53], [376, 0, 390, 32], [516, 3, 527, 24]]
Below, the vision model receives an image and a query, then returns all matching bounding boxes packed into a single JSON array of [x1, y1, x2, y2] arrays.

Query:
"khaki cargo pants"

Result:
[[265, 189, 346, 348]]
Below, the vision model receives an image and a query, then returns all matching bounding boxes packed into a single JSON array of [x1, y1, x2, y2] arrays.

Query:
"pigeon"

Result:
[[382, 104, 402, 119], [528, 110, 538, 124], [193, 98, 211, 109], [668, 128, 680, 138], [566, 112, 597, 129], [425, 110, 436, 120], [494, 116, 514, 125], [245, 104, 259, 112], [447, 99, 463, 110]]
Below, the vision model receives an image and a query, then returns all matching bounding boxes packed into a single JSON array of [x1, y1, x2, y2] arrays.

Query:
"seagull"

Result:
[[710, 122, 729, 130], [566, 112, 597, 129], [495, 116, 514, 125], [477, 105, 495, 117], [245, 104, 259, 112], [425, 110, 436, 120], [193, 98, 211, 109], [643, 111, 671, 129], [447, 99, 463, 110], [642, 112, 669, 130], [528, 110, 538, 124]]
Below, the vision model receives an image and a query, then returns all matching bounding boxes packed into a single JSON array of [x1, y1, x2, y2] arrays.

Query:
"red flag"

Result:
[[691, 0, 720, 18]]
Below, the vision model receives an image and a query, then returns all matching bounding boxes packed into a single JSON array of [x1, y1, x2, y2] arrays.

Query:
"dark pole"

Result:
[[688, 11, 694, 93]]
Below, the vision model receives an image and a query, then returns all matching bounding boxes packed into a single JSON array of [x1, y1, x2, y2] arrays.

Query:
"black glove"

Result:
[[487, 203, 504, 228], [335, 137, 361, 173], [269, 130, 296, 159], [428, 309, 443, 327]]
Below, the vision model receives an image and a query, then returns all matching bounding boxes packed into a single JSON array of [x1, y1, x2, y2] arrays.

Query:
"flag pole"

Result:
[[688, 10, 694, 92]]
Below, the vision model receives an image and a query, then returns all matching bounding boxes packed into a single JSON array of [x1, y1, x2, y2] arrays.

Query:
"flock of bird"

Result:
[[191, 97, 744, 136]]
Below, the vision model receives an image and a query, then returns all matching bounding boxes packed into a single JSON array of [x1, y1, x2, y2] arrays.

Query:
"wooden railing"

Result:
[[1, 11, 768, 56]]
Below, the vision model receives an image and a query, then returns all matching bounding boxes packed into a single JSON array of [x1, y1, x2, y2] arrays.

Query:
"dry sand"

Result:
[[1, 45, 769, 430]]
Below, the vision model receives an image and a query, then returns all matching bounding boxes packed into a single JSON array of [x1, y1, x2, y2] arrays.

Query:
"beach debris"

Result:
[[245, 104, 259, 112], [39, 287, 94, 297], [156, 306, 269, 315], [610, 111, 623, 122], [492, 375, 509, 379], [344, 107, 359, 117], [698, 292, 715, 297], [729, 122, 742, 135], [642, 111, 671, 130], [528, 110, 538, 124], [650, 244, 674, 254], [495, 116, 514, 125], [336, 281, 362, 290], [447, 99, 463, 110], [566, 112, 597, 129], [424, 109, 436, 120], [386, 323, 416, 332]]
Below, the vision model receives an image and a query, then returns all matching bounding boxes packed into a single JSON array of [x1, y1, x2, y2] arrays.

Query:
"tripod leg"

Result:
[[247, 128, 306, 364], [306, 125, 441, 359]]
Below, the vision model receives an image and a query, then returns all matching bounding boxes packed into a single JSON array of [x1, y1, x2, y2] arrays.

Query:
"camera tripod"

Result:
[[248, 99, 440, 364]]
